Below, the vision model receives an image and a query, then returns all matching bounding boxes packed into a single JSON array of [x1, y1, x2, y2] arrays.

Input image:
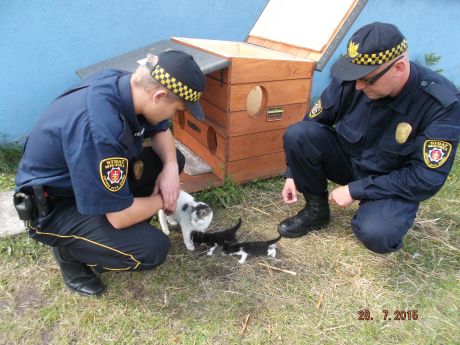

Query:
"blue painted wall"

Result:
[[1, 0, 459, 140]]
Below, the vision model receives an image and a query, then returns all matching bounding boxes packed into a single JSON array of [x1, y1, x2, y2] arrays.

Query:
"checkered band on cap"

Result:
[[150, 64, 202, 102], [350, 38, 408, 65]]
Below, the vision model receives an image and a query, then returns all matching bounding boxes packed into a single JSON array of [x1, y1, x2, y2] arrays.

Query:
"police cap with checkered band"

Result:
[[149, 50, 206, 120], [331, 22, 408, 81]]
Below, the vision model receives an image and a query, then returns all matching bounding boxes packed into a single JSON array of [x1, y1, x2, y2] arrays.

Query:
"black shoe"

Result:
[[51, 247, 105, 296], [278, 192, 330, 238]]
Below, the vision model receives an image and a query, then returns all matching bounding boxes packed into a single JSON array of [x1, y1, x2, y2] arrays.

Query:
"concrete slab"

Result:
[[0, 191, 26, 237]]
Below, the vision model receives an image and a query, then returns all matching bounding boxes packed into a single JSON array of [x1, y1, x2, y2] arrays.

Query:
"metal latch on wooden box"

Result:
[[266, 107, 284, 121]]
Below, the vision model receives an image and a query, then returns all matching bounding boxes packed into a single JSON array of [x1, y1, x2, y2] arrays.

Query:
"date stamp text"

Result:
[[357, 309, 419, 321]]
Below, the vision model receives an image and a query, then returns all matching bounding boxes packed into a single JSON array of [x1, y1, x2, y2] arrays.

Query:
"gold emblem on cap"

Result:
[[133, 160, 144, 180], [395, 122, 412, 144], [348, 41, 359, 59]]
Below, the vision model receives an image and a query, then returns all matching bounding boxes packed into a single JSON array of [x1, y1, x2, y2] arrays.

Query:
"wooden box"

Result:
[[173, 0, 366, 192]]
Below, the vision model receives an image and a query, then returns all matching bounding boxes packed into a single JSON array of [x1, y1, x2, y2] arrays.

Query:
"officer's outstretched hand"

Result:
[[153, 163, 180, 213], [282, 178, 298, 204], [329, 185, 354, 208]]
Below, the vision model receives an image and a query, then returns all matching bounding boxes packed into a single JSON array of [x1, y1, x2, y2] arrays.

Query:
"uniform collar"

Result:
[[118, 74, 144, 136]]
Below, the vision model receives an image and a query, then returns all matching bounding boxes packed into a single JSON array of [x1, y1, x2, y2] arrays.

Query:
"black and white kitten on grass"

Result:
[[158, 190, 213, 251], [192, 218, 242, 255], [222, 235, 282, 264]]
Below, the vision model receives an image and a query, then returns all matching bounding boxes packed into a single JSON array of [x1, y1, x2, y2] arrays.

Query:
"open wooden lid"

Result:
[[247, 0, 368, 70]]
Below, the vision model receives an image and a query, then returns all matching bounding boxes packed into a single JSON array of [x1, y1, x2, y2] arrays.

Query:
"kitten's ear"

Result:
[[182, 203, 189, 212]]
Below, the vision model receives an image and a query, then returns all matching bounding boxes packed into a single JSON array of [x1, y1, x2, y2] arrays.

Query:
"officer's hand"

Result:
[[329, 185, 354, 208], [153, 163, 180, 213], [282, 178, 298, 204]]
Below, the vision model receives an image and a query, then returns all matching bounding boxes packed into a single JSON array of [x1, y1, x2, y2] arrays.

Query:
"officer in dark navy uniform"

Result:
[[14, 50, 206, 296], [278, 22, 460, 253]]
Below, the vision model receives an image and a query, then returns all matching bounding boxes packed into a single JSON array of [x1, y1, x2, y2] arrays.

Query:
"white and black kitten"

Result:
[[192, 218, 242, 255], [222, 235, 282, 263], [158, 190, 213, 251]]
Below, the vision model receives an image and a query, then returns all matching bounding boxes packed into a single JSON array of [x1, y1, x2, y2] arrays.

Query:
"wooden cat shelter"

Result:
[[172, 0, 367, 191], [76, 0, 367, 193]]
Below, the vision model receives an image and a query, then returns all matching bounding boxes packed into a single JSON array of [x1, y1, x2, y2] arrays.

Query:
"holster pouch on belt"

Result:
[[13, 192, 35, 221], [13, 185, 50, 221], [32, 185, 49, 217]]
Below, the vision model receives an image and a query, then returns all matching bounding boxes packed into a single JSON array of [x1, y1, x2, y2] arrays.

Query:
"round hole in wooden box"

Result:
[[207, 126, 217, 154], [246, 86, 267, 118]]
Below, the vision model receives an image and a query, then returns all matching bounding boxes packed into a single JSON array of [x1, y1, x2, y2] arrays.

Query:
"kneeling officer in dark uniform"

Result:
[[14, 50, 206, 296], [278, 22, 460, 253]]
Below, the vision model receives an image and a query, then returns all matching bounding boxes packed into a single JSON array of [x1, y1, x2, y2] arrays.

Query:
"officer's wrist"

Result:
[[163, 161, 178, 169]]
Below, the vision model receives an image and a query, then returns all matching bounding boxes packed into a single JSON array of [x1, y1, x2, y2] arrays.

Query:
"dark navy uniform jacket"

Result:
[[301, 62, 460, 202], [15, 70, 169, 215]]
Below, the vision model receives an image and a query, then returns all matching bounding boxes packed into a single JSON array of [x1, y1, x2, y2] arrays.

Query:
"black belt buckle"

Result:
[[13, 192, 35, 221]]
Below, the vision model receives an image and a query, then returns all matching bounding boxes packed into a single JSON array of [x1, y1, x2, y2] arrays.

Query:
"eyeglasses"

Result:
[[358, 55, 404, 85]]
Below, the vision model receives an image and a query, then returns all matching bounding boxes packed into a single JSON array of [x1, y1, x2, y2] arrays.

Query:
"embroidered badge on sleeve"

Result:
[[100, 157, 128, 192], [308, 100, 323, 118], [423, 140, 452, 168]]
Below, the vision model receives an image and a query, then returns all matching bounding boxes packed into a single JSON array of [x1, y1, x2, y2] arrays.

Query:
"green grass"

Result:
[[0, 147, 459, 344], [0, 173, 15, 191], [0, 140, 22, 192], [0, 140, 22, 174]]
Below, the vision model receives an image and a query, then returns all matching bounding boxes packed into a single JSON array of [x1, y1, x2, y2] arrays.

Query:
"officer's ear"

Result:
[[151, 88, 168, 104], [394, 56, 408, 74]]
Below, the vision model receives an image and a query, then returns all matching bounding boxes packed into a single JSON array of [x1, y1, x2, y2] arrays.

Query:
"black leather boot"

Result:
[[51, 247, 105, 296], [278, 192, 330, 238]]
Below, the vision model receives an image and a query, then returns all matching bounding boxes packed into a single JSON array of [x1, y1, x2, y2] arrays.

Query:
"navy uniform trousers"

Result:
[[27, 147, 185, 272], [284, 121, 418, 254]]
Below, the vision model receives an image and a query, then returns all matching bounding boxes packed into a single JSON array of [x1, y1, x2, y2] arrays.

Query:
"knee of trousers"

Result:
[[351, 215, 404, 254], [283, 121, 328, 150], [134, 229, 171, 270]]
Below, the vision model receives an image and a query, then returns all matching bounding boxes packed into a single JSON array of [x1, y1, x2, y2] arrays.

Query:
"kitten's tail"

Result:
[[230, 218, 242, 233], [267, 235, 282, 245]]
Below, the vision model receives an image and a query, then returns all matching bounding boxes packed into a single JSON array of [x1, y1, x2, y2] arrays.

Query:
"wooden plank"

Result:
[[229, 78, 311, 112], [180, 172, 223, 193], [228, 128, 286, 161], [200, 99, 228, 135], [247, 35, 321, 60], [228, 57, 314, 84], [208, 68, 230, 84], [228, 102, 308, 136], [201, 75, 229, 111], [227, 151, 286, 184], [172, 120, 226, 180], [172, 37, 311, 61], [203, 78, 310, 113], [175, 111, 226, 161]]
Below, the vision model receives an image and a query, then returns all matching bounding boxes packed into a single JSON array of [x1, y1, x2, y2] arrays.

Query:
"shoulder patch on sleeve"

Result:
[[421, 81, 458, 108], [308, 100, 323, 118], [423, 140, 452, 168], [100, 157, 128, 192]]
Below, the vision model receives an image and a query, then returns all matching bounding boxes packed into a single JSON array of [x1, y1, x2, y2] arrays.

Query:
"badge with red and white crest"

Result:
[[100, 157, 128, 192], [423, 140, 452, 169], [308, 100, 323, 119]]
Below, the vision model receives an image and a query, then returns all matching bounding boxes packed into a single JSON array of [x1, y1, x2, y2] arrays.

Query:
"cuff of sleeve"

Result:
[[284, 166, 293, 178], [348, 179, 365, 200]]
